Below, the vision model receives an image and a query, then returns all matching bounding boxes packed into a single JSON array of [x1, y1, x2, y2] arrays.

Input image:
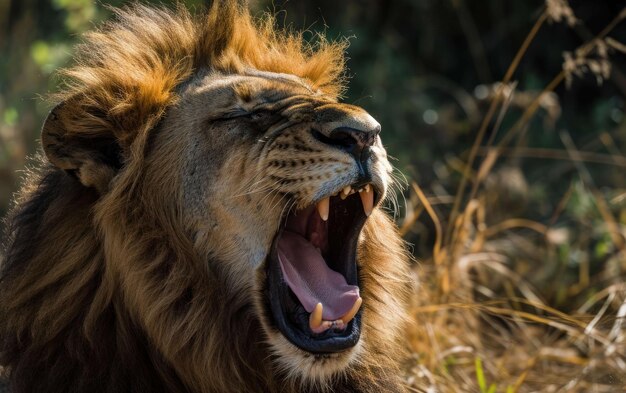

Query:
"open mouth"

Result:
[[266, 184, 377, 353]]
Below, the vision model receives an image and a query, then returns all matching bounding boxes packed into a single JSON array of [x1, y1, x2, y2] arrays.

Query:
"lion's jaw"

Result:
[[157, 70, 392, 382]]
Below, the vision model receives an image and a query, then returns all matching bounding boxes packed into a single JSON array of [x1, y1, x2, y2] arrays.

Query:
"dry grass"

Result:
[[402, 2, 626, 392]]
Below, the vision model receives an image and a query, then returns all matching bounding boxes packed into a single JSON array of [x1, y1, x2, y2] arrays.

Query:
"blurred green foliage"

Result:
[[1, 0, 626, 313]]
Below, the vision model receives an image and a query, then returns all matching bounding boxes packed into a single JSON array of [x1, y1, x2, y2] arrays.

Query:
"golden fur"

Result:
[[0, 2, 412, 392]]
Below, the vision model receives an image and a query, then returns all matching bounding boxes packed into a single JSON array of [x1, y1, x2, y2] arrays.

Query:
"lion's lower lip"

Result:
[[266, 190, 372, 353]]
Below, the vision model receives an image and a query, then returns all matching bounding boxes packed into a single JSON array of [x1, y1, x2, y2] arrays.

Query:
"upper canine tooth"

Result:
[[359, 186, 374, 216], [317, 197, 329, 221], [364, 184, 371, 193]]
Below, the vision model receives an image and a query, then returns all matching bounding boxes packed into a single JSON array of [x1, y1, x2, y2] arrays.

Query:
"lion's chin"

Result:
[[267, 330, 363, 384], [265, 183, 379, 355]]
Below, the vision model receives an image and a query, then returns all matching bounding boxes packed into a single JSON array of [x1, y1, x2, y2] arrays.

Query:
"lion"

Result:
[[0, 2, 412, 392]]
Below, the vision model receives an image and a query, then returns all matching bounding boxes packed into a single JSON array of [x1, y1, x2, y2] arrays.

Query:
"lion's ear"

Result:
[[41, 102, 122, 193]]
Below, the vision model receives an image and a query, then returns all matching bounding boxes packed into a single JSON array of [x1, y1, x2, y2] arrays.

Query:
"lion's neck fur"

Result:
[[0, 166, 276, 392]]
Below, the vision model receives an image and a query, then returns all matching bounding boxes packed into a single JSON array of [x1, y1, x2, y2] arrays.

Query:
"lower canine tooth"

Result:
[[340, 297, 362, 325], [309, 303, 323, 331]]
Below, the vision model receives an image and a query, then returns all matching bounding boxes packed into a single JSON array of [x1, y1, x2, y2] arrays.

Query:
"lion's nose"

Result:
[[313, 120, 380, 181], [312, 104, 381, 177], [325, 125, 379, 163]]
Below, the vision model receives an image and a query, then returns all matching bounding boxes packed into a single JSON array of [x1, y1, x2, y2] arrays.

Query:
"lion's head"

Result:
[[0, 2, 411, 392]]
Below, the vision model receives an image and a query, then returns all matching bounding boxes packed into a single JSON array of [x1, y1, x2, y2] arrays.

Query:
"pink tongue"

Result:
[[278, 231, 360, 321]]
